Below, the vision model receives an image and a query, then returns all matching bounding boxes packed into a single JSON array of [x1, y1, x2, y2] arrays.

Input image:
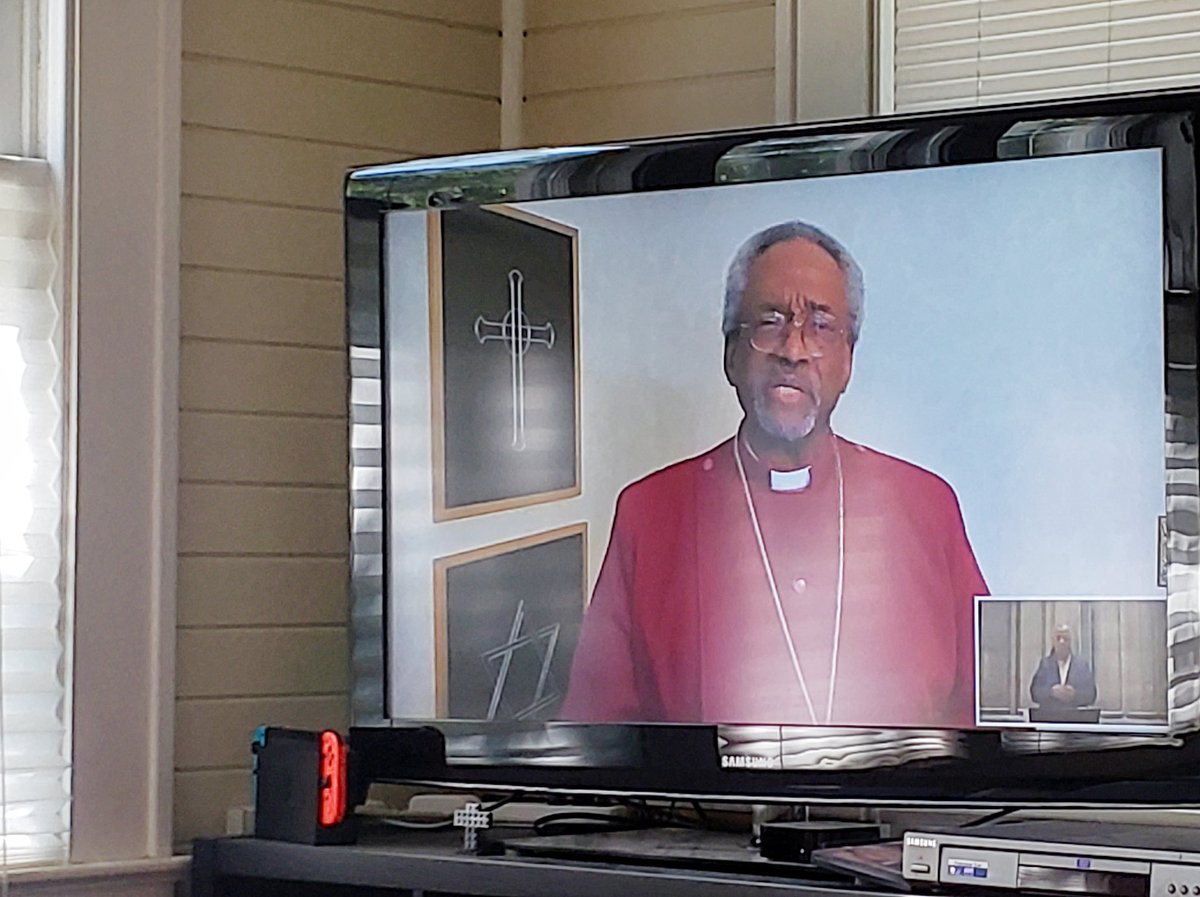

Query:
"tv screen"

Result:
[[345, 89, 1200, 802]]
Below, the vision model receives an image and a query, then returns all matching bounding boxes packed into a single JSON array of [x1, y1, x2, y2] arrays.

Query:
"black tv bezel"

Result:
[[345, 88, 1200, 805]]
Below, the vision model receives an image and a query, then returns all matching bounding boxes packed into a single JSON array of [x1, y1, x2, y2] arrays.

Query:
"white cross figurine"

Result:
[[473, 268, 556, 451], [452, 801, 493, 854]]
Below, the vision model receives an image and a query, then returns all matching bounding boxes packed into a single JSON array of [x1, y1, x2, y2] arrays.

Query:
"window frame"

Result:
[[0, 0, 48, 157], [874, 0, 896, 115], [778, 0, 876, 123], [1, 0, 73, 869], [0, 1, 25, 154], [65, 0, 180, 868], [13, 0, 186, 877]]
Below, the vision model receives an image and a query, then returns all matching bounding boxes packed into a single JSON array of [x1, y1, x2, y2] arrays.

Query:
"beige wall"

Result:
[[523, 0, 778, 144], [174, 0, 501, 845]]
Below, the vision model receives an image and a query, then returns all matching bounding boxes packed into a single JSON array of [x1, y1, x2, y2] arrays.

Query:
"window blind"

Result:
[[893, 0, 1200, 113], [0, 156, 70, 866]]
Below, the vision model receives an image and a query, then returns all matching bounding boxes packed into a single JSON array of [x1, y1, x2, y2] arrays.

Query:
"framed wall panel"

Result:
[[433, 523, 587, 720], [429, 206, 581, 521]]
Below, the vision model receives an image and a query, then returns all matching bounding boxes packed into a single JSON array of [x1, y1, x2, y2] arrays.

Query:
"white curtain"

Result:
[[0, 156, 70, 866], [893, 0, 1200, 112]]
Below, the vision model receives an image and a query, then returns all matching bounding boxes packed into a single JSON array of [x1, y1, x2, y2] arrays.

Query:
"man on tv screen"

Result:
[[561, 221, 988, 728], [1029, 624, 1097, 720]]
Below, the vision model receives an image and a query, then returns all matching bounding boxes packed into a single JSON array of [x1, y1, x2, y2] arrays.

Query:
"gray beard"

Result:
[[751, 392, 819, 442]]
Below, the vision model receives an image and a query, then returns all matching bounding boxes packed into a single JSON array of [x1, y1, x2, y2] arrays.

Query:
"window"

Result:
[[1, 0, 40, 157], [0, 0, 71, 869], [884, 0, 1200, 114]]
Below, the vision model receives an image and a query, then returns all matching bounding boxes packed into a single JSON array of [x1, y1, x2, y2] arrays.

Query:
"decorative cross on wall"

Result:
[[481, 598, 561, 721], [473, 269, 556, 451]]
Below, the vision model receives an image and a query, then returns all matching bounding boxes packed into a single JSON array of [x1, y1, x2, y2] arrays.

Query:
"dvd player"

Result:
[[902, 820, 1200, 896]]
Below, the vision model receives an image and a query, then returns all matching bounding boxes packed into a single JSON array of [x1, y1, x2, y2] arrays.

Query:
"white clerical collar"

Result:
[[740, 436, 816, 493], [769, 467, 812, 493]]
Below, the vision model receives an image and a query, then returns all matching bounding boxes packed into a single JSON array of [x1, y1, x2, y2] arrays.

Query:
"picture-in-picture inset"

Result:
[[976, 597, 1168, 733]]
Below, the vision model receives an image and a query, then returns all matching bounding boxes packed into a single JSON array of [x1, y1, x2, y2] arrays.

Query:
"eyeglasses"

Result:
[[736, 308, 849, 356]]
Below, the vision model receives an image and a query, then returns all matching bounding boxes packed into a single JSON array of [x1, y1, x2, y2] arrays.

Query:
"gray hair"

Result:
[[722, 221, 865, 346]]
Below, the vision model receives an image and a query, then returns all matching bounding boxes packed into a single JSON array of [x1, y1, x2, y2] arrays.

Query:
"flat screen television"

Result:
[[344, 88, 1200, 805]]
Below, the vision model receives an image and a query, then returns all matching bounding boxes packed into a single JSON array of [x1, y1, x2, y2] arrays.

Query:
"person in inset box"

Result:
[[1030, 624, 1097, 714], [561, 221, 988, 729]]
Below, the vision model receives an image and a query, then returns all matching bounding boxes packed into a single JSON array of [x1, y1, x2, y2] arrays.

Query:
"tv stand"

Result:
[[503, 827, 849, 879], [190, 828, 898, 897]]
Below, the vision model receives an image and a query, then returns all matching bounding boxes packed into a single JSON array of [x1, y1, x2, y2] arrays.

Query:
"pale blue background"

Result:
[[386, 149, 1165, 715]]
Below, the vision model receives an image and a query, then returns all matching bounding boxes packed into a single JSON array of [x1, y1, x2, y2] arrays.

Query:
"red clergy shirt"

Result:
[[560, 432, 988, 729]]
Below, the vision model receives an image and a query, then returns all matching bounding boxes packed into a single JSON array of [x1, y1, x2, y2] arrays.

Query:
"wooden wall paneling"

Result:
[[182, 198, 343, 278], [179, 342, 346, 416], [182, 557, 348, 618], [177, 556, 350, 628], [183, 57, 500, 154], [177, 627, 350, 698], [524, 71, 775, 143], [524, 5, 774, 94], [182, 126, 404, 212], [184, 0, 501, 97], [527, 0, 765, 29], [175, 770, 256, 845], [178, 484, 349, 555], [338, 0, 501, 30], [180, 411, 348, 484], [181, 268, 345, 348], [175, 695, 351, 770], [521, 1, 776, 144]]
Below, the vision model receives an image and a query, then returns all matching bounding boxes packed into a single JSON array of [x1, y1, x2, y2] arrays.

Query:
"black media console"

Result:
[[190, 829, 900, 897]]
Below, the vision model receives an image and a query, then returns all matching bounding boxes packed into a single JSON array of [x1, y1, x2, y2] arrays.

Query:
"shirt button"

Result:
[[702, 458, 714, 472], [792, 577, 807, 595]]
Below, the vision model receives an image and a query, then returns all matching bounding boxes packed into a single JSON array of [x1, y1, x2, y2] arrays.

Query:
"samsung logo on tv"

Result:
[[721, 754, 773, 769], [906, 836, 938, 849]]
